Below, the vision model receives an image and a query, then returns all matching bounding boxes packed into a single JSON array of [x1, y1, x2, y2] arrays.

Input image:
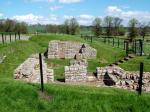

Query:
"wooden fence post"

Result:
[[135, 40, 137, 54], [108, 38, 110, 44], [2, 33, 4, 44], [138, 62, 144, 95], [81, 34, 82, 38], [91, 36, 92, 43], [10, 33, 11, 42], [124, 40, 126, 50], [5, 34, 6, 41], [139, 39, 143, 56], [118, 38, 120, 48], [39, 53, 44, 92], [18, 32, 20, 40], [126, 42, 129, 57], [15, 33, 16, 41], [113, 38, 115, 47]]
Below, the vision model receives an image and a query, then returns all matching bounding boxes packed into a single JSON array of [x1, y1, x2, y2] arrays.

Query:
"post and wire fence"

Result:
[[0, 32, 21, 44], [81, 34, 150, 57]]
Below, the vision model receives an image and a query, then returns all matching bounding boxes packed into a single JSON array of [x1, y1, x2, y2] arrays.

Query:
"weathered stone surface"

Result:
[[14, 54, 54, 83], [48, 40, 97, 59], [65, 59, 87, 82], [96, 66, 150, 92]]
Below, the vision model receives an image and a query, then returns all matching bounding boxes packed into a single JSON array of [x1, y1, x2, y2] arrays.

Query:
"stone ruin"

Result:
[[48, 40, 97, 83], [12, 39, 150, 92], [65, 59, 88, 82], [48, 40, 97, 59], [14, 54, 54, 83], [96, 66, 150, 92]]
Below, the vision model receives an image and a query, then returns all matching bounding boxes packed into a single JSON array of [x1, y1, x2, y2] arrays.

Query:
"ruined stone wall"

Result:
[[14, 54, 54, 83], [65, 59, 87, 82], [48, 40, 97, 59], [96, 66, 150, 92]]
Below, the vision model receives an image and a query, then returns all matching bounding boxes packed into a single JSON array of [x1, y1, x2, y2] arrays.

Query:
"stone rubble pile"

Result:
[[48, 40, 97, 59], [14, 54, 54, 83], [65, 59, 87, 82], [96, 66, 150, 92]]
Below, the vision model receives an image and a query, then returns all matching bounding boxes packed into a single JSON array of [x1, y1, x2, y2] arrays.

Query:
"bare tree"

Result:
[[139, 22, 150, 41], [19, 22, 27, 34], [112, 17, 123, 36], [128, 18, 139, 42], [92, 17, 102, 37], [64, 19, 70, 34], [4, 19, 15, 32], [0, 19, 5, 32], [104, 16, 113, 37], [69, 18, 80, 35], [0, 19, 27, 33]]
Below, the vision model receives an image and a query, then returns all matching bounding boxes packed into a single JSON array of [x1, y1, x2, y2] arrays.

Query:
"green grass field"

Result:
[[1, 79, 150, 112], [0, 34, 150, 112]]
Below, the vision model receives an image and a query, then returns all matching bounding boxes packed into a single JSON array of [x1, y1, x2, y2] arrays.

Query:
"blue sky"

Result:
[[0, 0, 150, 25]]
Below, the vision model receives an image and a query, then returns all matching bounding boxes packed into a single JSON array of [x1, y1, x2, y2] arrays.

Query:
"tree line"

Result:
[[0, 17, 150, 40], [34, 16, 150, 41], [92, 16, 150, 41], [0, 19, 27, 33]]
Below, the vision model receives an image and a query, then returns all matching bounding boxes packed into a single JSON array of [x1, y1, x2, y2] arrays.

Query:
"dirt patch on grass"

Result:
[[38, 91, 53, 101]]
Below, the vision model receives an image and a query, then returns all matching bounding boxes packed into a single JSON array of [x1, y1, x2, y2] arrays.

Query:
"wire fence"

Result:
[[0, 33, 30, 44], [81, 35, 150, 56]]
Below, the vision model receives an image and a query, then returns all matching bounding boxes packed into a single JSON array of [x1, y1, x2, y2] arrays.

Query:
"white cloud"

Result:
[[78, 14, 95, 25], [50, 6, 63, 11], [79, 14, 94, 20], [106, 6, 150, 23], [12, 13, 61, 25], [63, 14, 95, 25], [24, 0, 55, 3], [63, 15, 74, 19], [12, 14, 44, 24], [25, 0, 81, 3], [0, 13, 4, 19], [59, 0, 81, 4], [107, 6, 122, 16], [0, 13, 3, 17]]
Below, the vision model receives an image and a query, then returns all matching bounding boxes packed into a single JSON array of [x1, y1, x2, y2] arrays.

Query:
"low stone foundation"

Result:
[[48, 40, 97, 59], [14, 54, 54, 83], [96, 66, 150, 92], [65, 59, 87, 82]]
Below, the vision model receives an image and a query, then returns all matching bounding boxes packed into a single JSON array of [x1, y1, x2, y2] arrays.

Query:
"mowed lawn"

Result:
[[0, 34, 150, 112]]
